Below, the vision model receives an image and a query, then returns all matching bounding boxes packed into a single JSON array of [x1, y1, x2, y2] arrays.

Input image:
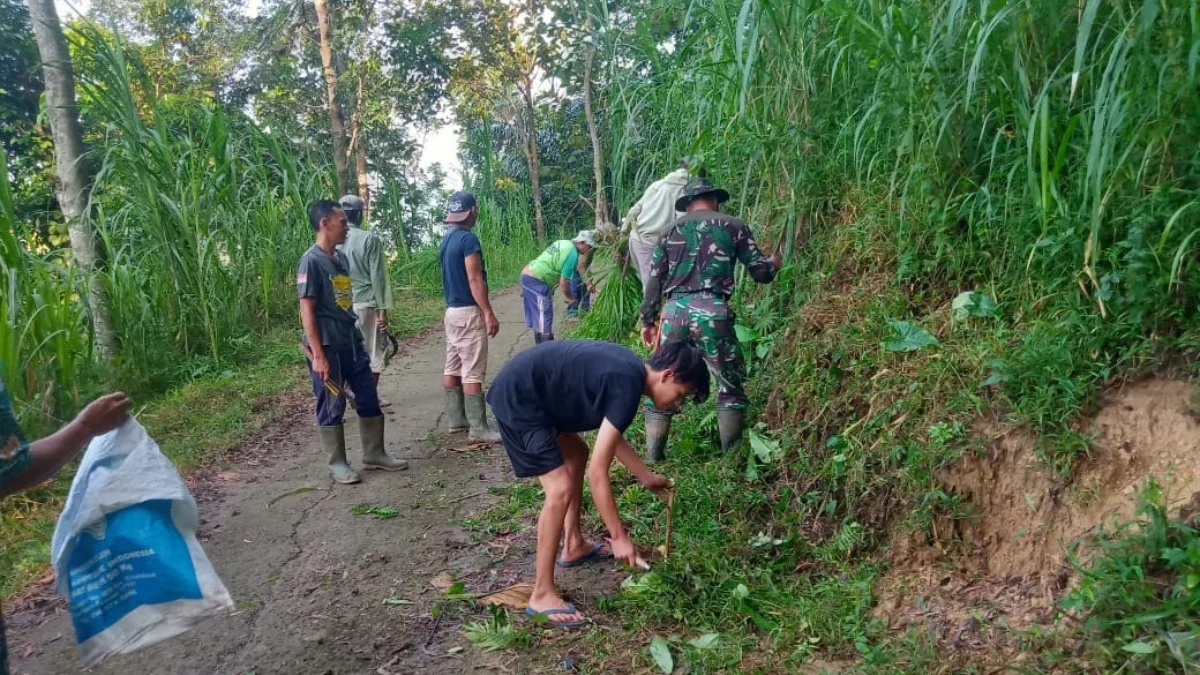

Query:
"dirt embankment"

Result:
[[877, 378, 1200, 652]]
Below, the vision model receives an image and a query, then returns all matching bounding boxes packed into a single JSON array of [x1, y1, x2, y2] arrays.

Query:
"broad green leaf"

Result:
[[980, 372, 1006, 388], [951, 291, 997, 321], [748, 428, 780, 464], [1121, 640, 1157, 654], [884, 321, 939, 352], [744, 457, 760, 481], [688, 633, 720, 650], [649, 636, 674, 673], [734, 323, 758, 343]]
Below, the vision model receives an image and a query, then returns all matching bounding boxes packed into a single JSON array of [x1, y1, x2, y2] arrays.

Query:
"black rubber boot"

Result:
[[534, 332, 555, 344], [444, 386, 468, 432], [717, 409, 746, 453], [319, 425, 361, 484], [644, 409, 672, 463]]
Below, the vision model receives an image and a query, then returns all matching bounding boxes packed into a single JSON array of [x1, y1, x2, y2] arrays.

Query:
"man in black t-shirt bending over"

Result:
[[487, 340, 710, 627]]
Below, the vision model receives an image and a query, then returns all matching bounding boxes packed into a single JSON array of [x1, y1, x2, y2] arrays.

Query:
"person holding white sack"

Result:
[[50, 416, 235, 667], [0, 380, 130, 675]]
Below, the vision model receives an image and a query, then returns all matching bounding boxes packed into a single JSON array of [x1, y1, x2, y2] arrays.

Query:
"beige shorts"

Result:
[[444, 306, 488, 384], [354, 304, 386, 374]]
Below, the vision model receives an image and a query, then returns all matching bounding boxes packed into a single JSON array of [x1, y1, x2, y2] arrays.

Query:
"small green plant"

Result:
[[463, 606, 535, 652], [352, 503, 399, 520], [1063, 480, 1200, 673]]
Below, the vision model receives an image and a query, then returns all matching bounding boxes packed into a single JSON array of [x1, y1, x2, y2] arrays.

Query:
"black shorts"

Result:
[[495, 420, 564, 478]]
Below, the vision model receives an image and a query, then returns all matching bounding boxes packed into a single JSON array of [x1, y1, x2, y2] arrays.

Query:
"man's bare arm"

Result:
[[559, 275, 576, 305], [465, 252, 499, 337], [300, 297, 329, 380]]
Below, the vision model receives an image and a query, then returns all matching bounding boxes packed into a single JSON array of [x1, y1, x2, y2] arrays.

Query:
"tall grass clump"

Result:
[[76, 28, 324, 389], [0, 153, 89, 422]]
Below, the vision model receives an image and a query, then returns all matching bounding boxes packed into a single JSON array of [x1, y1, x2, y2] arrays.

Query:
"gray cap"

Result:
[[572, 230, 597, 248], [338, 194, 365, 211]]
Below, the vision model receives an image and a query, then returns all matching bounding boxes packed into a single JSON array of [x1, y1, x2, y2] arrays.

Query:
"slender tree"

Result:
[[582, 33, 607, 227], [27, 0, 119, 360], [313, 0, 352, 195]]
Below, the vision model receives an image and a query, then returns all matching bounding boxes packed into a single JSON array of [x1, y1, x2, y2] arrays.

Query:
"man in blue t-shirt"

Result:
[[438, 191, 501, 442], [486, 340, 710, 628]]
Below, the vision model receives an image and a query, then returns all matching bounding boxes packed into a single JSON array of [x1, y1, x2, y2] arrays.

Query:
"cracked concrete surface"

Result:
[[9, 289, 571, 675]]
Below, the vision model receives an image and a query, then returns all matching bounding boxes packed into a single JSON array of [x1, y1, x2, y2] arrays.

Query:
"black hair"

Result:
[[646, 340, 711, 404], [308, 199, 342, 232], [344, 207, 363, 225]]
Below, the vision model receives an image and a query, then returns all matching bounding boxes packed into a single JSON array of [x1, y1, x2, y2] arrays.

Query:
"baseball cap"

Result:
[[572, 230, 597, 248], [338, 194, 365, 212], [445, 191, 477, 223]]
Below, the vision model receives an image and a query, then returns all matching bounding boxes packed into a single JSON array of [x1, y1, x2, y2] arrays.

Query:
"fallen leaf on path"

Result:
[[649, 636, 673, 673], [216, 471, 240, 482], [430, 571, 454, 591], [266, 486, 320, 508], [478, 582, 533, 609], [381, 597, 412, 605]]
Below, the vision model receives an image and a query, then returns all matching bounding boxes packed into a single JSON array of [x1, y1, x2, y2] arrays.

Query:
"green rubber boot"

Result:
[[320, 426, 361, 484], [465, 393, 502, 443], [643, 408, 672, 458], [445, 386, 468, 433], [360, 415, 408, 471], [717, 409, 746, 453], [644, 409, 672, 463]]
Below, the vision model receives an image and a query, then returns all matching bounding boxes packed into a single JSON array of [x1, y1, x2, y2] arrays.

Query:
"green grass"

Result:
[[0, 290, 442, 603], [1060, 481, 1200, 674], [464, 606, 536, 652]]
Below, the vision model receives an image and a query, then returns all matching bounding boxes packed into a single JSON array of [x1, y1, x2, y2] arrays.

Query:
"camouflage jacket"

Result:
[[639, 209, 777, 327]]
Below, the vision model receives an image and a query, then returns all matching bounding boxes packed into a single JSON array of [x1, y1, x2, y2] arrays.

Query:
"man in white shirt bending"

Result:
[[621, 159, 700, 294]]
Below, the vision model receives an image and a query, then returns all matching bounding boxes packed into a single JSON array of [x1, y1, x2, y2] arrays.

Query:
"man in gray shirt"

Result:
[[298, 200, 407, 483], [337, 195, 394, 407]]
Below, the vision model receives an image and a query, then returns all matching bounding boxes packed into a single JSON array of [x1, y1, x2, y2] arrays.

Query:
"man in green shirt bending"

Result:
[[519, 231, 595, 343]]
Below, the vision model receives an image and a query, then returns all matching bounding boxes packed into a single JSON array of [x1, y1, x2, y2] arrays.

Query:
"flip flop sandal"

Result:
[[556, 542, 613, 568], [525, 603, 588, 630]]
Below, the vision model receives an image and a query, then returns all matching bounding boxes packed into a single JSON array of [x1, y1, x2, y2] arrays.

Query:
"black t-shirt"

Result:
[[296, 244, 360, 348], [487, 341, 646, 434], [439, 227, 486, 308]]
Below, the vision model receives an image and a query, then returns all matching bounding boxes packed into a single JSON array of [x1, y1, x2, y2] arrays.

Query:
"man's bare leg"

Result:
[[529, 463, 585, 624], [557, 432, 603, 562]]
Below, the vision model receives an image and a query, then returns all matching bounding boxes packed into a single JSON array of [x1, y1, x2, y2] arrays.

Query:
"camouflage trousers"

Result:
[[657, 293, 747, 410]]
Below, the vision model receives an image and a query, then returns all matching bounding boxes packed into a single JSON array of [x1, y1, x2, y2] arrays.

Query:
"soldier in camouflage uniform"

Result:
[[638, 177, 780, 461]]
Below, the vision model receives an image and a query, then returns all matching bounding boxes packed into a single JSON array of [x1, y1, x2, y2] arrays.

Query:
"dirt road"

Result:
[[10, 290, 611, 675]]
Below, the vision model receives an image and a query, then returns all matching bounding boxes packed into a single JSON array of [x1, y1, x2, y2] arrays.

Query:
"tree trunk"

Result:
[[313, 0, 351, 196], [352, 71, 370, 219], [520, 78, 545, 241], [582, 46, 608, 228], [28, 0, 119, 361]]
